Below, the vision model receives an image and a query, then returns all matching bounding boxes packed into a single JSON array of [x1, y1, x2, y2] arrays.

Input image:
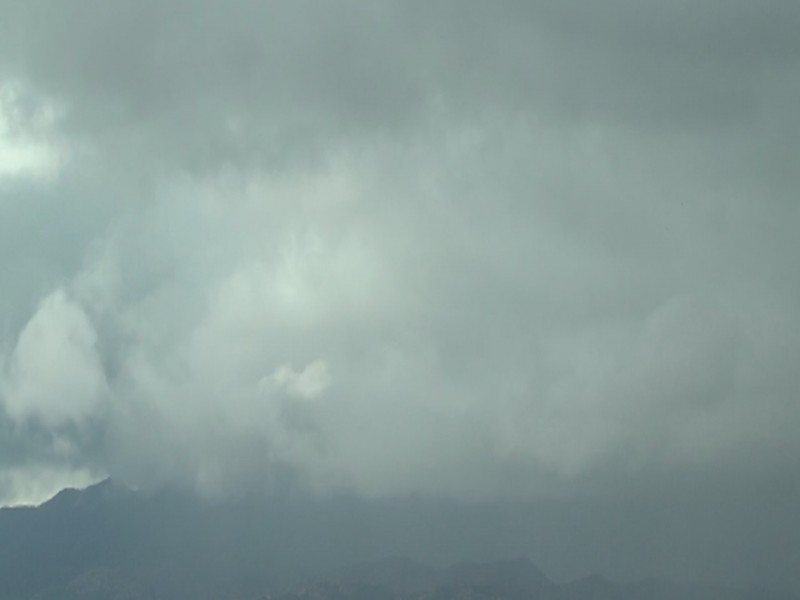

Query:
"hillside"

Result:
[[0, 481, 795, 600]]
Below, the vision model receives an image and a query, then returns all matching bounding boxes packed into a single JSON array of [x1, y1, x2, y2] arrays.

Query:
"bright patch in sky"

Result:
[[0, 83, 61, 179]]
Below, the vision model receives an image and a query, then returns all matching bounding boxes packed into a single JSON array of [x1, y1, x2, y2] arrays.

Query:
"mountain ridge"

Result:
[[0, 481, 795, 600]]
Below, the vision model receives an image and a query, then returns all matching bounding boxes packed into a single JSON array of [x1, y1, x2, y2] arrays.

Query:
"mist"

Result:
[[1, 0, 799, 593]]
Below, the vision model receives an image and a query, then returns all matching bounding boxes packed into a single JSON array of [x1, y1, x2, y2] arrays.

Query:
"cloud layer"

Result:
[[0, 3, 799, 572]]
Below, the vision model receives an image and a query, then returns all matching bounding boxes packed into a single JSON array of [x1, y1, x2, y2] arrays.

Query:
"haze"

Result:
[[1, 0, 799, 594]]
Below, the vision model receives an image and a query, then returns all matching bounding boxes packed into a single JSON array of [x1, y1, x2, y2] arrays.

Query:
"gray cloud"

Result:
[[1, 0, 800, 591]]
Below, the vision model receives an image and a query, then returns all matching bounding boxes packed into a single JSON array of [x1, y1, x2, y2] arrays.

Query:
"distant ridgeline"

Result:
[[0, 480, 795, 600]]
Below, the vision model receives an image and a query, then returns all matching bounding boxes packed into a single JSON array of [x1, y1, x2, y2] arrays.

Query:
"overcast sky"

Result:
[[1, 0, 799, 591]]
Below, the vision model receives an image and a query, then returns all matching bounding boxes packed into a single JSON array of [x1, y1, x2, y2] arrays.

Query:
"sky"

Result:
[[1, 0, 800, 591]]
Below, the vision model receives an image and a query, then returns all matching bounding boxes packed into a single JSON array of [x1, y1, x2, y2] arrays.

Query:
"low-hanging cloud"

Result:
[[0, 0, 798, 559], [1, 288, 107, 428]]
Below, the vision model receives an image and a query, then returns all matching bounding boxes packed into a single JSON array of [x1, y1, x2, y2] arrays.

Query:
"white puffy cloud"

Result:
[[1, 289, 107, 428], [268, 361, 331, 400]]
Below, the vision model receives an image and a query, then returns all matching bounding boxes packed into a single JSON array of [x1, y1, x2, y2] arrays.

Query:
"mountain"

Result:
[[304, 557, 797, 600], [437, 557, 552, 594], [0, 481, 797, 600], [0, 479, 305, 600], [324, 556, 438, 593], [323, 556, 550, 596]]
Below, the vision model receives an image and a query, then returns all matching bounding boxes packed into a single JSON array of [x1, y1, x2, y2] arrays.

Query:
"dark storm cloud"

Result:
[[5, 1, 799, 147], [1, 0, 799, 591]]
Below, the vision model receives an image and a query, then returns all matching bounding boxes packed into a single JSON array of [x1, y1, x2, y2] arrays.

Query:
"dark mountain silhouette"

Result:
[[281, 557, 799, 600], [323, 556, 550, 596], [437, 557, 552, 593], [0, 480, 797, 600], [0, 479, 307, 600], [324, 556, 438, 593]]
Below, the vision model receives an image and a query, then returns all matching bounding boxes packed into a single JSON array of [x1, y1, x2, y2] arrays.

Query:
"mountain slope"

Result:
[[0, 481, 797, 600]]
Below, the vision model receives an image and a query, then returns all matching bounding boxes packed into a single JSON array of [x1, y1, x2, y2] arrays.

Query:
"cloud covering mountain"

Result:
[[1, 0, 799, 592]]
